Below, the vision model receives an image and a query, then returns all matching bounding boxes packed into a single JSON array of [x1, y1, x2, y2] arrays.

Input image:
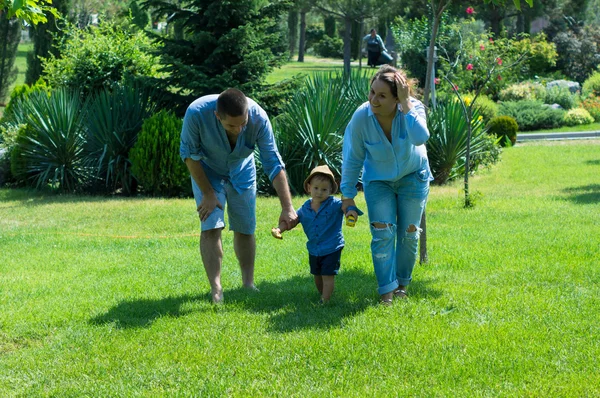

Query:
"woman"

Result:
[[341, 65, 433, 305], [363, 29, 387, 68]]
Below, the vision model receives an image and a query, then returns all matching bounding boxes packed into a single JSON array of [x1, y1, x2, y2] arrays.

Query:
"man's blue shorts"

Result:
[[309, 248, 343, 276], [191, 177, 256, 235]]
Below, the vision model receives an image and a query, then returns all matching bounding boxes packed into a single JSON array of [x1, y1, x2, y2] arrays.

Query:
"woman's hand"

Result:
[[395, 72, 412, 113]]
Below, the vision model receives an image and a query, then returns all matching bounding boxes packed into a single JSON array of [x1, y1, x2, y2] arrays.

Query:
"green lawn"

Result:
[[522, 122, 600, 134], [1, 140, 599, 396], [266, 55, 375, 84]]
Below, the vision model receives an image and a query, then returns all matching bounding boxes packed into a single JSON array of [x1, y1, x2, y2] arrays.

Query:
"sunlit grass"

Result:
[[1, 141, 599, 395]]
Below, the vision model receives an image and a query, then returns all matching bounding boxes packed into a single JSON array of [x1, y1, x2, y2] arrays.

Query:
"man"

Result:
[[180, 88, 297, 304]]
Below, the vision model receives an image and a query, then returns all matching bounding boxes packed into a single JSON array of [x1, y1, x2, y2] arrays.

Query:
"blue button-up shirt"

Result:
[[180, 95, 284, 193], [297, 196, 345, 257], [341, 98, 431, 199]]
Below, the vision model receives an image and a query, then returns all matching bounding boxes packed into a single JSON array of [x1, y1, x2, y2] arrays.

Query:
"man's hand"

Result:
[[197, 193, 223, 221], [278, 207, 298, 231]]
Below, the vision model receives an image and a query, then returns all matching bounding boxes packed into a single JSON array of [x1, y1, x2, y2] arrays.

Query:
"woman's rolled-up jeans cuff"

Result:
[[377, 280, 399, 296], [397, 277, 412, 287]]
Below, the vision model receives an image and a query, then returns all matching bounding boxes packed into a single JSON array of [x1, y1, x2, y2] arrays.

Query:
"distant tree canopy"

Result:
[[140, 0, 290, 111]]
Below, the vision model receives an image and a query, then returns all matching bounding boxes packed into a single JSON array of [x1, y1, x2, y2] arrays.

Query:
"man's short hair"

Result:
[[216, 88, 248, 118]]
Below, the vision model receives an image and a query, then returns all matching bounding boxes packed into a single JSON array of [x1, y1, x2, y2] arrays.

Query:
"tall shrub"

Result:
[[130, 110, 189, 197], [86, 83, 157, 195]]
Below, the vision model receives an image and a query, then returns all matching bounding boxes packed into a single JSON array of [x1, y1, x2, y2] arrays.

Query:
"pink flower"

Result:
[[466, 63, 473, 71], [466, 6, 474, 14], [497, 75, 502, 80], [480, 44, 485, 51], [496, 58, 503, 65], [453, 84, 459, 91], [489, 38, 494, 44], [434, 78, 440, 84]]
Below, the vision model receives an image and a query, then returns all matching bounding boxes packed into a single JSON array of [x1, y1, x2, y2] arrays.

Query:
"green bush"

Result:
[[0, 122, 27, 185], [486, 116, 518, 146], [7, 89, 91, 192], [426, 99, 494, 185], [513, 33, 558, 78], [580, 95, 600, 122], [471, 94, 499, 124], [498, 82, 545, 102], [42, 20, 162, 98], [86, 82, 157, 195], [1, 80, 50, 124], [253, 76, 305, 118], [130, 110, 190, 197], [543, 86, 577, 110], [582, 71, 600, 97], [314, 35, 344, 59], [498, 100, 565, 131], [563, 108, 594, 126]]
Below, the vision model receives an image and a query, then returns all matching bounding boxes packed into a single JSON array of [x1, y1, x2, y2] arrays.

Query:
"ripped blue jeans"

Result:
[[364, 169, 429, 295]]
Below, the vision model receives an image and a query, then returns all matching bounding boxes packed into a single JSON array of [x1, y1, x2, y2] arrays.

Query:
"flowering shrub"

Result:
[[580, 96, 600, 122], [563, 108, 594, 126], [498, 82, 545, 102]]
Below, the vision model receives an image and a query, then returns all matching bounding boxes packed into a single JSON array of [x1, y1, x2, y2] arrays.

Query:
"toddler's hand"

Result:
[[271, 227, 283, 240]]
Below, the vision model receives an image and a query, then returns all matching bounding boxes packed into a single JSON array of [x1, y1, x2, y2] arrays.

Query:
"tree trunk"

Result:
[[288, 10, 298, 59], [419, 210, 428, 263], [343, 16, 352, 76], [297, 10, 307, 62], [423, 15, 441, 106]]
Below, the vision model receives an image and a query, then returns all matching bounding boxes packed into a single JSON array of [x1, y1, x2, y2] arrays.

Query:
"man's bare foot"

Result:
[[243, 284, 260, 292], [211, 289, 224, 304], [271, 228, 283, 239]]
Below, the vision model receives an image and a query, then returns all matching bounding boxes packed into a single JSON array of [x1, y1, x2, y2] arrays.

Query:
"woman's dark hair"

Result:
[[369, 64, 417, 98], [217, 88, 248, 117]]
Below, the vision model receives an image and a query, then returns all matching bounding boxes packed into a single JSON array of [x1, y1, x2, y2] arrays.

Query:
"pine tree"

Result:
[[141, 0, 290, 109]]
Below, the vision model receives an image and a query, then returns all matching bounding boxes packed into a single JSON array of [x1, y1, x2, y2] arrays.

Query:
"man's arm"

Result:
[[185, 158, 223, 221], [272, 170, 298, 229]]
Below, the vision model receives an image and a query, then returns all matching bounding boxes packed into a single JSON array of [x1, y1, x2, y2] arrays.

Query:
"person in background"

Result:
[[363, 28, 387, 68], [180, 88, 297, 304], [341, 65, 433, 306]]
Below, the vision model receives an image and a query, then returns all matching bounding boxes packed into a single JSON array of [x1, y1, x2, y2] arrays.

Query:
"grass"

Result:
[[1, 140, 599, 396], [521, 122, 600, 134], [265, 55, 376, 84]]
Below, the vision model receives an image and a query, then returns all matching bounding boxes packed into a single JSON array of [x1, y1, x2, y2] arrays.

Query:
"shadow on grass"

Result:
[[561, 184, 600, 204], [89, 270, 442, 332], [585, 159, 600, 166], [89, 294, 206, 329]]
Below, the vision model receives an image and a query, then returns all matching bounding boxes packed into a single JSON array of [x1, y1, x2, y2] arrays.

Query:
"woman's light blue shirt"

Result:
[[341, 98, 431, 199], [180, 95, 284, 194]]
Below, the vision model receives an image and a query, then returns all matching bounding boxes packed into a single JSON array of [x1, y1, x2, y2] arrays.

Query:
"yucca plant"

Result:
[[270, 71, 370, 195], [86, 82, 157, 195], [8, 88, 91, 192], [426, 99, 489, 185]]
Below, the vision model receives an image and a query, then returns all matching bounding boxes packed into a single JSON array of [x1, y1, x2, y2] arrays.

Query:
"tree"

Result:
[[25, 0, 70, 85], [317, 0, 385, 75], [140, 0, 290, 110], [288, 7, 299, 58], [0, 14, 20, 104], [296, 0, 315, 62]]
